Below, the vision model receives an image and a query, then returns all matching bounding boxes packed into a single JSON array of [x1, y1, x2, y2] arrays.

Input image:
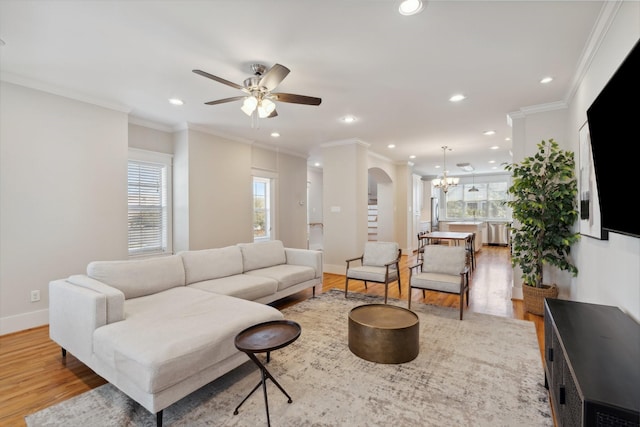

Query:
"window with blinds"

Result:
[[128, 149, 172, 257]]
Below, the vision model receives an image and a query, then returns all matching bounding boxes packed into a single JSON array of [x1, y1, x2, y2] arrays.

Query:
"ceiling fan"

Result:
[[193, 63, 322, 119]]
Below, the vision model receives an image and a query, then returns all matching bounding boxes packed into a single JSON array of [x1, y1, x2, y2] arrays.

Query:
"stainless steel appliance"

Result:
[[430, 197, 439, 231], [487, 221, 510, 245]]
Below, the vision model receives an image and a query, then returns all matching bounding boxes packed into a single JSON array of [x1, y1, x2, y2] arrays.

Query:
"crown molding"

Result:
[[1, 71, 131, 113]]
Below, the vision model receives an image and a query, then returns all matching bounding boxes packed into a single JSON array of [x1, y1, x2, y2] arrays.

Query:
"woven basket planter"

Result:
[[522, 283, 558, 316]]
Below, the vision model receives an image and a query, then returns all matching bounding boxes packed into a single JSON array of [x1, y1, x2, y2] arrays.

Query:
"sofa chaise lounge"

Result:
[[49, 240, 322, 426]]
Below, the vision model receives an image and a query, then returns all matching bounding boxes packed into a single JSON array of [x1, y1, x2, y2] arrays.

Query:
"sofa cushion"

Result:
[[238, 240, 286, 272], [188, 274, 278, 300], [180, 246, 243, 285], [244, 264, 316, 291], [92, 287, 284, 394], [87, 255, 185, 299]]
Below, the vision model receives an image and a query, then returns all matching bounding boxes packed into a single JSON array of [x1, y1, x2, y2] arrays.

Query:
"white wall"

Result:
[[251, 145, 309, 249], [0, 87, 312, 334], [184, 129, 253, 249], [509, 2, 640, 320], [322, 141, 368, 273], [272, 151, 308, 249], [568, 1, 640, 321], [307, 168, 323, 250], [0, 82, 128, 334]]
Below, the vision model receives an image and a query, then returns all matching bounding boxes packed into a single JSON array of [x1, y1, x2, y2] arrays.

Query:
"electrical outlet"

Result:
[[30, 290, 40, 302]]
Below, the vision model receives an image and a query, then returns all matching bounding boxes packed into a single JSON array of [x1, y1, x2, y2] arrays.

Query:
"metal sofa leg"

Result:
[[61, 347, 66, 357], [156, 410, 163, 427]]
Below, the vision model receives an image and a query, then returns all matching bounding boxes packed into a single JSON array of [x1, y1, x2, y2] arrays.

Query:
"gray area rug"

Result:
[[26, 289, 553, 426]]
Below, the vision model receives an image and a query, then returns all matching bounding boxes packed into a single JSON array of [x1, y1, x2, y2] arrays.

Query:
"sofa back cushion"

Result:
[[180, 246, 244, 285], [238, 240, 286, 272], [87, 254, 185, 299]]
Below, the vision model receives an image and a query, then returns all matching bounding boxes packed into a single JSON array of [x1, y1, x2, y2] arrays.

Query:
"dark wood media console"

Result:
[[544, 298, 640, 426]]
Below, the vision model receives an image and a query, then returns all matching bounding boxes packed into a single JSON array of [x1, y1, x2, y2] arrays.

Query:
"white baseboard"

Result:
[[511, 284, 523, 300], [324, 264, 345, 275], [0, 309, 49, 335]]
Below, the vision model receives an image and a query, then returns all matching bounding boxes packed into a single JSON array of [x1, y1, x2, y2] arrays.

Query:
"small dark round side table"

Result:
[[233, 319, 301, 427], [348, 304, 419, 364]]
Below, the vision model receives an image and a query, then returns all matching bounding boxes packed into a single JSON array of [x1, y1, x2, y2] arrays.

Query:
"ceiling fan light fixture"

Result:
[[257, 98, 276, 118], [241, 96, 258, 116]]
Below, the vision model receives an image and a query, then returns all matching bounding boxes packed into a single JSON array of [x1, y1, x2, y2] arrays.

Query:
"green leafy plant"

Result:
[[505, 139, 580, 288]]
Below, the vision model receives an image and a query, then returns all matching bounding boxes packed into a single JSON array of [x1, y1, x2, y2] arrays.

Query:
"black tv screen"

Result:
[[586, 39, 640, 238]]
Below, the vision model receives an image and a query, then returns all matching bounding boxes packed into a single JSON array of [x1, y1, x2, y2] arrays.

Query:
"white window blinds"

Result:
[[127, 158, 170, 256]]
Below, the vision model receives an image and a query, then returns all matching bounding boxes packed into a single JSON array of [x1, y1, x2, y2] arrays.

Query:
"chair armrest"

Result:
[[408, 262, 423, 271], [345, 255, 364, 268]]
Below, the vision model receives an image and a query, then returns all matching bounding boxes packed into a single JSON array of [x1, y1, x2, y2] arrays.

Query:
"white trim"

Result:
[[0, 309, 49, 335]]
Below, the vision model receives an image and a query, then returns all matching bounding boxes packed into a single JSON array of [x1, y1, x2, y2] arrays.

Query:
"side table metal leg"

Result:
[[233, 380, 262, 415], [234, 352, 293, 426], [261, 368, 271, 427]]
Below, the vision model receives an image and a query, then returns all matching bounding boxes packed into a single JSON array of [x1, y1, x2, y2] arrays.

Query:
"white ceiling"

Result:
[[0, 1, 606, 177]]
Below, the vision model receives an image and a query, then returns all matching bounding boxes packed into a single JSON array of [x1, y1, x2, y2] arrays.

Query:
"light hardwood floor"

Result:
[[0, 245, 545, 426]]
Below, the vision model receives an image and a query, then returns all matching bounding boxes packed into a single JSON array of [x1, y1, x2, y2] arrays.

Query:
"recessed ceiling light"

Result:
[[409, 155, 416, 159], [270, 132, 280, 137], [505, 137, 511, 141], [314, 162, 321, 167], [399, 0, 423, 15], [489, 160, 496, 164], [388, 144, 396, 149], [341, 115, 356, 123], [168, 98, 184, 106], [490, 145, 500, 150], [483, 130, 496, 136], [449, 94, 466, 102], [540, 77, 553, 84]]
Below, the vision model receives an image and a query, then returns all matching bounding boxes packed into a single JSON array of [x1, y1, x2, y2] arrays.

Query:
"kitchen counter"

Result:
[[446, 221, 485, 251]]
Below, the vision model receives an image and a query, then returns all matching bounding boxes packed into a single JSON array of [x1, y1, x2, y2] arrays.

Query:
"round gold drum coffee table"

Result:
[[348, 304, 419, 364]]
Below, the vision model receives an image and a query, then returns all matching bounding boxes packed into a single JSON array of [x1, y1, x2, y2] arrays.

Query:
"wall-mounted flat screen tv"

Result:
[[586, 39, 640, 238]]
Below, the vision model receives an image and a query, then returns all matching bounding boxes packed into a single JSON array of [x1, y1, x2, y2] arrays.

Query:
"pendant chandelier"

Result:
[[469, 173, 479, 192], [432, 146, 459, 193]]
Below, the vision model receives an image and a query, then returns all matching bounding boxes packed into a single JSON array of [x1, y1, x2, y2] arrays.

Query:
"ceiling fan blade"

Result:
[[271, 93, 322, 106], [193, 69, 243, 90], [259, 64, 290, 91], [204, 96, 246, 105]]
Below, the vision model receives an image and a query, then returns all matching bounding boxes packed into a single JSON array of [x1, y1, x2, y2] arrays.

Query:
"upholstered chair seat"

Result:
[[344, 241, 402, 304], [408, 245, 470, 319]]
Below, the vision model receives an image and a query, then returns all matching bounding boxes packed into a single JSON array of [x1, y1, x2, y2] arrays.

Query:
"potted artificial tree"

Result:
[[505, 139, 580, 315]]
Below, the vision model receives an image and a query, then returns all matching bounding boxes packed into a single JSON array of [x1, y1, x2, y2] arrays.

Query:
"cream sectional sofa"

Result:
[[48, 240, 322, 426]]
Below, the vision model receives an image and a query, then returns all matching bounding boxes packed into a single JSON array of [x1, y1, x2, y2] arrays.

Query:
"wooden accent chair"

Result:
[[408, 245, 470, 320], [416, 230, 430, 263], [344, 241, 402, 304]]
